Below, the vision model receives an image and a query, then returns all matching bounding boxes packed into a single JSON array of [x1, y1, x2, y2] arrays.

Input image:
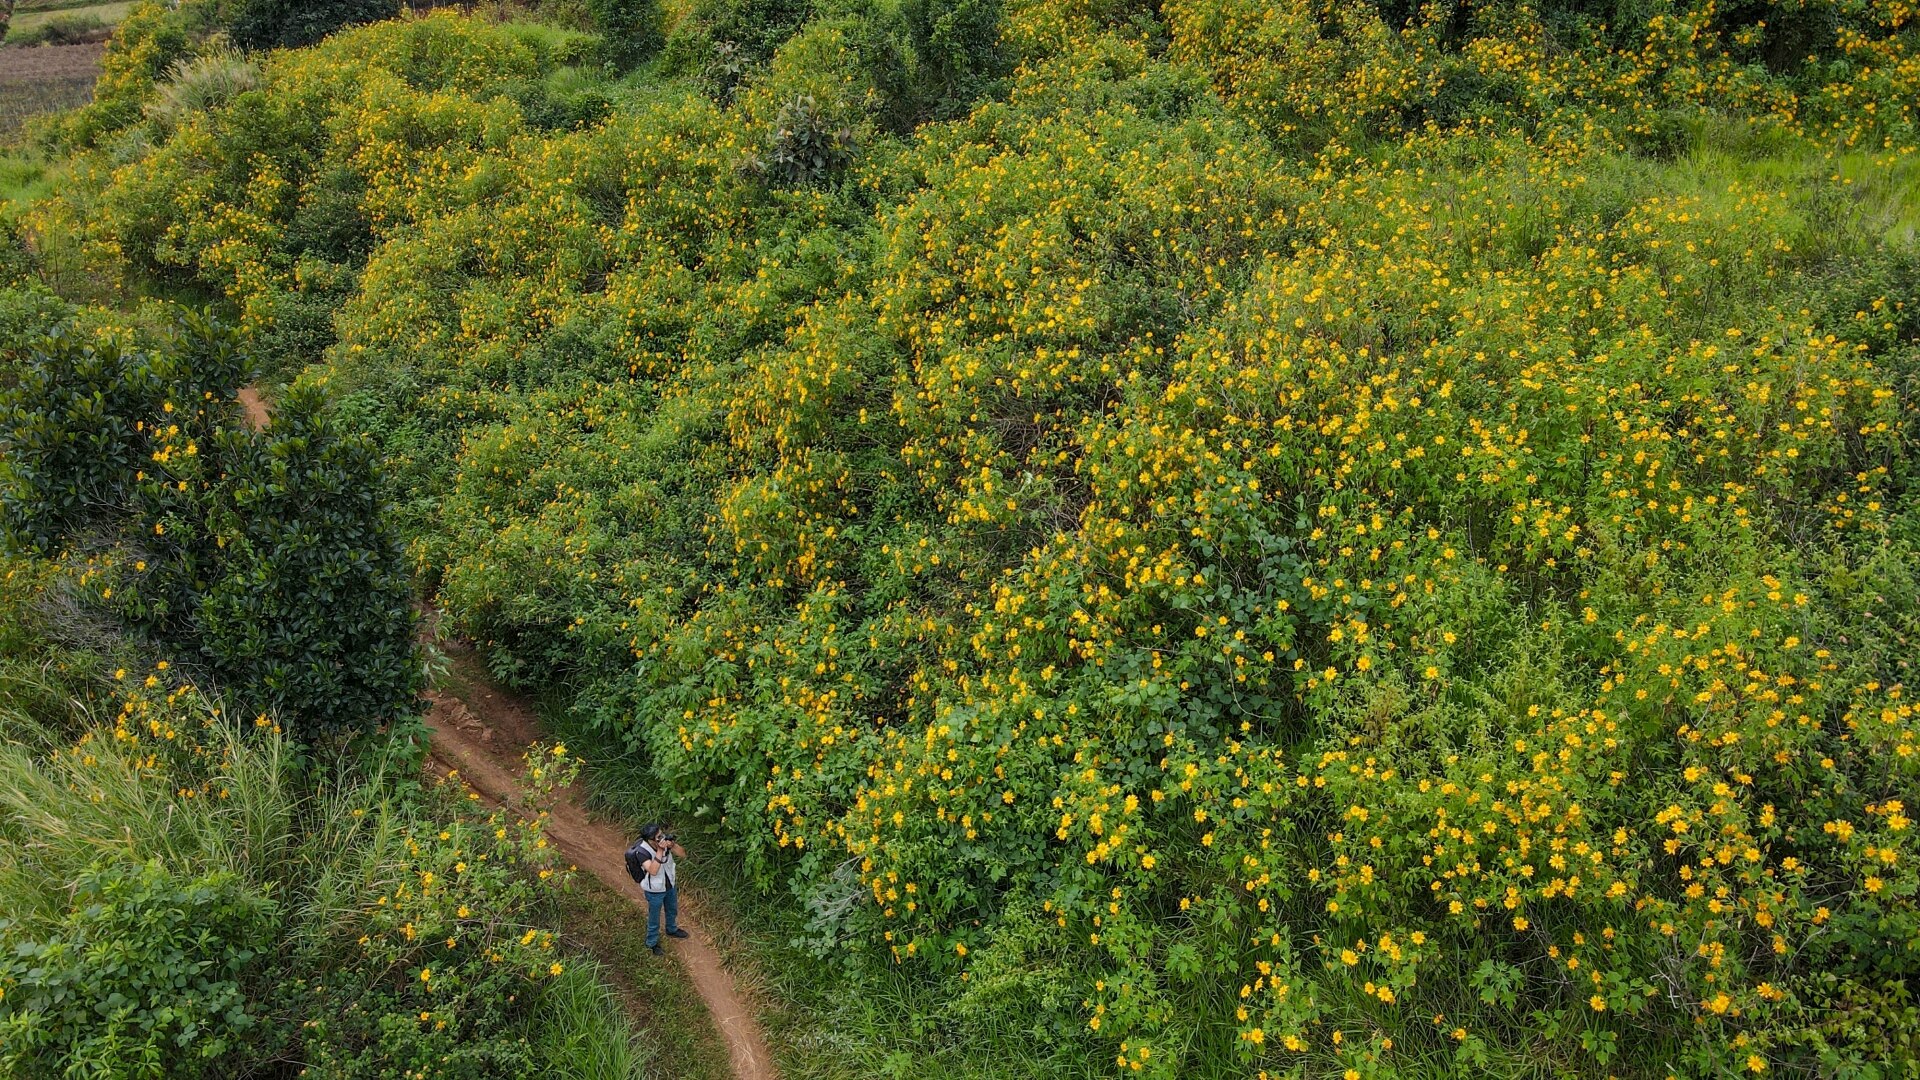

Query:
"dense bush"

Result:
[[663, 0, 816, 86], [230, 0, 402, 51], [745, 93, 856, 186], [0, 862, 275, 1079], [28, 0, 1920, 1075], [51, 0, 227, 148], [899, 0, 1005, 118], [587, 0, 661, 67], [0, 663, 634, 1080], [0, 221, 29, 292], [0, 312, 419, 742], [4, 12, 109, 47]]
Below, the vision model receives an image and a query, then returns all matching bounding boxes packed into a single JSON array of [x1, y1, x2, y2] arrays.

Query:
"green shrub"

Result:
[[0, 861, 277, 1080], [0, 318, 215, 551], [0, 218, 33, 293], [744, 92, 856, 186], [0, 313, 420, 742], [161, 383, 421, 741], [587, 0, 662, 68], [3, 11, 108, 47], [0, 667, 640, 1080], [829, 0, 1007, 130], [664, 0, 816, 88], [900, 0, 1005, 118], [230, 0, 402, 51], [511, 66, 617, 131], [54, 0, 227, 149], [0, 286, 67, 373]]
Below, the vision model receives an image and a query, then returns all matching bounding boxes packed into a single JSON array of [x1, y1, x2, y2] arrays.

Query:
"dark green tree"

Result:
[[901, 0, 1005, 119], [0, 312, 419, 741], [230, 0, 401, 51], [840, 0, 1006, 131], [589, 0, 664, 68]]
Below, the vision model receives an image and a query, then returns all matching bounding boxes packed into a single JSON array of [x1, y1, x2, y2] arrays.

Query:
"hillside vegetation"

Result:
[[0, 293, 642, 1077], [7, 0, 1920, 1074]]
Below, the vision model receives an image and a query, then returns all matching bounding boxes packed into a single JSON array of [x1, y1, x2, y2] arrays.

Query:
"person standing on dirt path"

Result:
[[630, 823, 690, 955]]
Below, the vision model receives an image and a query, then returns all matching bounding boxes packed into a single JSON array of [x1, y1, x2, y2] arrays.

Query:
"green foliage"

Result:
[[0, 231, 25, 295], [0, 664, 640, 1080], [32, 12, 556, 335], [745, 93, 856, 187], [529, 963, 651, 1080], [0, 553, 111, 749], [18, 1, 1920, 1076], [151, 383, 420, 741], [0, 312, 420, 742], [3, 11, 107, 47], [0, 316, 232, 552], [899, 0, 1005, 118], [52, 0, 226, 149], [587, 0, 661, 67], [282, 752, 596, 1080], [0, 861, 275, 1080], [230, 0, 402, 51], [664, 0, 817, 87], [512, 65, 618, 132], [0, 286, 68, 370]]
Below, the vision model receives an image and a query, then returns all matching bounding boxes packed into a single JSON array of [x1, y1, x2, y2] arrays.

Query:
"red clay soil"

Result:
[[423, 641, 779, 1080]]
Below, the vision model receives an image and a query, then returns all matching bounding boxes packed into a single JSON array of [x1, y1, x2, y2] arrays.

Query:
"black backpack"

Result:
[[624, 839, 654, 884]]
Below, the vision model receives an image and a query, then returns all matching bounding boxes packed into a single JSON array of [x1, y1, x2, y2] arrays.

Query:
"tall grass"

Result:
[[0, 718, 287, 927], [143, 48, 260, 132], [0, 684, 647, 1079], [535, 960, 653, 1080]]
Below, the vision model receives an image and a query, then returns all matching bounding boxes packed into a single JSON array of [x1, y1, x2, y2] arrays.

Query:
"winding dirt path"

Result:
[[421, 644, 779, 1080]]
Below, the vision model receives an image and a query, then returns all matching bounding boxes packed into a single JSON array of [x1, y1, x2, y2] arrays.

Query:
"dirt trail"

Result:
[[422, 642, 778, 1080], [237, 387, 270, 429]]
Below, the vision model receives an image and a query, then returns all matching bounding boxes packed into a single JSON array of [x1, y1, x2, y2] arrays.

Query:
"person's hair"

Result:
[[640, 822, 663, 841]]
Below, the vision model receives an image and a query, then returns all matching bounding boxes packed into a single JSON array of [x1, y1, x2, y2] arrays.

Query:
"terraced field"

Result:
[[0, 43, 102, 140]]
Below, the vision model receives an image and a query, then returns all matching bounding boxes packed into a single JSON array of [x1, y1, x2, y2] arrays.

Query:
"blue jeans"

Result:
[[645, 885, 680, 948]]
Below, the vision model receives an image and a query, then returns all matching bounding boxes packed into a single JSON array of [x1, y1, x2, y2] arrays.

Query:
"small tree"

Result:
[[229, 0, 400, 51], [901, 0, 1004, 119], [743, 93, 855, 188], [0, 312, 419, 741], [589, 0, 663, 69]]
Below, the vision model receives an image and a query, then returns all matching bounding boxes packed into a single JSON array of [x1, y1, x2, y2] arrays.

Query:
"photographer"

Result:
[[631, 823, 689, 955]]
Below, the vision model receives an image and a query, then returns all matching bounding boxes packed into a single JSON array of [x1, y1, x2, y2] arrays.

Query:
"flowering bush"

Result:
[[293, 752, 586, 1078], [50, 0, 227, 149], [33, 0, 1920, 1074], [0, 663, 622, 1079]]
